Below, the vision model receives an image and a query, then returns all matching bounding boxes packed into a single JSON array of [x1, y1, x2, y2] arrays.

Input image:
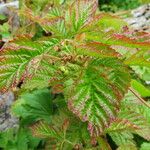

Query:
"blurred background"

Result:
[[99, 0, 150, 12]]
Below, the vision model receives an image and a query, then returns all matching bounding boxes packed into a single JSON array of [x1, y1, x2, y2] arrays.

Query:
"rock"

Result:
[[0, 1, 19, 32], [145, 11, 150, 19], [126, 4, 150, 32], [0, 92, 18, 131], [132, 5, 148, 17], [0, 1, 19, 14], [125, 17, 147, 26], [131, 6, 147, 18]]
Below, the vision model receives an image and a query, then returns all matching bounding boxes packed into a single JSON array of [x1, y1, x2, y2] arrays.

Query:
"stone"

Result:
[[125, 4, 150, 32], [0, 92, 18, 131], [145, 11, 150, 19], [0, 1, 19, 14], [0, 1, 19, 32], [132, 5, 148, 17]]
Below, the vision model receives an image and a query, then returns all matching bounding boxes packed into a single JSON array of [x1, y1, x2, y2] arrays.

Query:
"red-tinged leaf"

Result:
[[52, 84, 64, 94], [108, 34, 150, 50], [77, 42, 120, 58], [64, 58, 130, 136], [0, 36, 61, 91], [39, 16, 66, 35], [19, 8, 65, 35], [39, 17, 64, 26], [19, 8, 41, 23], [118, 108, 150, 141], [30, 121, 64, 140], [134, 31, 150, 42], [75, 33, 86, 42]]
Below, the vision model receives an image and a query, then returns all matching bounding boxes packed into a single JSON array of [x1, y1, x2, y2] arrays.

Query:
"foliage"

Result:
[[99, 0, 141, 12], [0, 14, 7, 21], [0, 0, 150, 149], [12, 88, 53, 124], [0, 23, 10, 39], [0, 128, 41, 150], [0, 14, 10, 40], [131, 79, 150, 97], [140, 142, 150, 150]]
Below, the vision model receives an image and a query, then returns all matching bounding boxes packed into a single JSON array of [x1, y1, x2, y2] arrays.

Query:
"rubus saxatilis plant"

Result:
[[0, 0, 150, 149]]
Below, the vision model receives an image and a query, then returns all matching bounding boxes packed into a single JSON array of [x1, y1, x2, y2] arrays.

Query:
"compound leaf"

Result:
[[65, 58, 130, 136]]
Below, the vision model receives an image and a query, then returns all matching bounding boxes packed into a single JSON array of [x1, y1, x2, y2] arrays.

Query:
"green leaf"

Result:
[[0, 128, 40, 150], [109, 131, 135, 146], [97, 13, 127, 31], [132, 66, 150, 82], [64, 58, 130, 136], [15, 128, 29, 150], [140, 143, 150, 150], [105, 118, 140, 133], [12, 88, 53, 123], [118, 100, 150, 141], [0, 14, 6, 20], [136, 102, 150, 124], [67, 0, 98, 33], [131, 79, 150, 97], [97, 137, 112, 150], [117, 144, 137, 150], [124, 50, 150, 67], [0, 129, 14, 148], [0, 23, 10, 39]]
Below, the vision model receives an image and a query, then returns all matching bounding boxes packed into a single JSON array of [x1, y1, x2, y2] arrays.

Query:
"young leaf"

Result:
[[67, 0, 98, 32]]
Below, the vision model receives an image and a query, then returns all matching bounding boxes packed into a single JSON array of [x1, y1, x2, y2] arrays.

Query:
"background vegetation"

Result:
[[99, 0, 150, 12]]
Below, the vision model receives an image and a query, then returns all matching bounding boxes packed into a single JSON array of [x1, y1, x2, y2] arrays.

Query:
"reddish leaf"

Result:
[[77, 42, 120, 57]]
